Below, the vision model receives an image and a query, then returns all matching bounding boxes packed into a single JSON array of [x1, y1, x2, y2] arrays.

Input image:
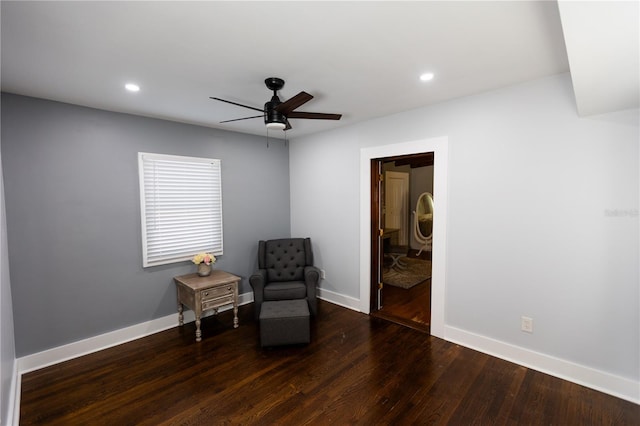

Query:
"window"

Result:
[[138, 152, 223, 267]]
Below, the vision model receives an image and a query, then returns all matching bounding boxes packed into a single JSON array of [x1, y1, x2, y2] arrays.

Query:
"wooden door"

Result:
[[384, 171, 410, 245], [370, 160, 385, 311]]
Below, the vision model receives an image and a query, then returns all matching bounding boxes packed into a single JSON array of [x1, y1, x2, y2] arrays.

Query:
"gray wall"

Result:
[[1, 93, 291, 357]]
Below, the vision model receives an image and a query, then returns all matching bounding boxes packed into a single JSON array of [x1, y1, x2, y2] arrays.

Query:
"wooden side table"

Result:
[[174, 270, 240, 342]]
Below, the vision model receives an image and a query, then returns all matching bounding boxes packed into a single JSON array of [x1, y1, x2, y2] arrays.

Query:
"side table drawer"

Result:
[[201, 285, 235, 302], [202, 295, 234, 311]]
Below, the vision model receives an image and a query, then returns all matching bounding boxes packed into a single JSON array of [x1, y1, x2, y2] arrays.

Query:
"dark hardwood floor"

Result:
[[376, 249, 432, 332], [20, 301, 638, 425], [374, 279, 431, 332]]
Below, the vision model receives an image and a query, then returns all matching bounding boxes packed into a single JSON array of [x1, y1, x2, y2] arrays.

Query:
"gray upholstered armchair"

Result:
[[249, 238, 320, 317]]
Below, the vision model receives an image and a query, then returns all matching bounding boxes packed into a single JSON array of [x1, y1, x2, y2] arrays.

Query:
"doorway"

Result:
[[370, 153, 434, 332], [359, 136, 448, 339]]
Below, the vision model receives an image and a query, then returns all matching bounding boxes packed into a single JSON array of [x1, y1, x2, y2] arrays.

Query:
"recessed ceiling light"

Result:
[[125, 83, 140, 92], [419, 73, 435, 82]]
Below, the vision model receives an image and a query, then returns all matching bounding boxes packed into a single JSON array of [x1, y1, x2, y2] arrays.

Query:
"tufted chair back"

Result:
[[259, 238, 313, 282]]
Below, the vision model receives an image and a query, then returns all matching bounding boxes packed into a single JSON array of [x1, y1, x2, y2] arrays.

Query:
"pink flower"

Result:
[[191, 252, 216, 265]]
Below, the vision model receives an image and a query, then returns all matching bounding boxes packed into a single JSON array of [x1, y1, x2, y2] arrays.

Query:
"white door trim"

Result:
[[359, 137, 449, 339]]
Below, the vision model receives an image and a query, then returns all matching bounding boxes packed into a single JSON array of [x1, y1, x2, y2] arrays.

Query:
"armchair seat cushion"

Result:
[[264, 281, 307, 301]]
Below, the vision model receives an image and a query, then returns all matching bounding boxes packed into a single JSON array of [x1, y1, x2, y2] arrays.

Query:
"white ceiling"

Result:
[[557, 0, 639, 117], [1, 1, 637, 139]]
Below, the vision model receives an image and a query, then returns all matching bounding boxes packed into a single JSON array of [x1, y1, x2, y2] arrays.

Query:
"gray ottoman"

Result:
[[259, 299, 310, 347]]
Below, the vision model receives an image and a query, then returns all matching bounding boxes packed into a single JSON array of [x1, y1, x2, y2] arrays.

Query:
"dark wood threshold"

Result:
[[370, 310, 430, 334]]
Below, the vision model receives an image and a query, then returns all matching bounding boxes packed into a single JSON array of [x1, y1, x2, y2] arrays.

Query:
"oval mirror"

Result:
[[413, 192, 434, 255]]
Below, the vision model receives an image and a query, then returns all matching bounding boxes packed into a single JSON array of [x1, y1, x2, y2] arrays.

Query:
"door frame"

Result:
[[359, 137, 449, 339]]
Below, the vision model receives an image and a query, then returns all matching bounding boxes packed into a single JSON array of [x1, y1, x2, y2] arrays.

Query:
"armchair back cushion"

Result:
[[260, 238, 313, 282]]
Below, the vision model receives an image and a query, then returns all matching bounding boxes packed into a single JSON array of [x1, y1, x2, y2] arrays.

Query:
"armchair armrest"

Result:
[[249, 269, 267, 318], [304, 266, 321, 315]]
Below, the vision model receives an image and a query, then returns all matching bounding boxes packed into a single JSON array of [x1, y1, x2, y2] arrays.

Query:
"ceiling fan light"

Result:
[[266, 121, 286, 130]]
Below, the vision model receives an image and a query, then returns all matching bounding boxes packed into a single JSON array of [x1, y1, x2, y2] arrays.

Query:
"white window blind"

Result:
[[138, 152, 223, 267]]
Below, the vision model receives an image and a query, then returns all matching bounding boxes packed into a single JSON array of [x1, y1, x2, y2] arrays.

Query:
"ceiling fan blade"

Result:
[[287, 111, 342, 120], [210, 97, 264, 113], [219, 115, 263, 123], [275, 91, 313, 115]]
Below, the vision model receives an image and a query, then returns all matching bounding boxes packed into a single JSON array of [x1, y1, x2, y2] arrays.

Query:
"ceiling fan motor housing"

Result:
[[264, 97, 286, 127]]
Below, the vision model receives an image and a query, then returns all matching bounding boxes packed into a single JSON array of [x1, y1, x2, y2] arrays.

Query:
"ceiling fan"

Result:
[[210, 77, 342, 131]]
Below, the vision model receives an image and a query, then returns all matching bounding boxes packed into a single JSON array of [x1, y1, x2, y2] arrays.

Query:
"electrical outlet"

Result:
[[521, 316, 533, 333], [320, 269, 326, 279]]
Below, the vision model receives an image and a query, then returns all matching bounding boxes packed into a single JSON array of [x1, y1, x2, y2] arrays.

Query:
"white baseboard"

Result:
[[18, 291, 254, 374], [317, 287, 361, 312], [7, 360, 20, 426], [18, 313, 177, 374], [445, 325, 640, 404]]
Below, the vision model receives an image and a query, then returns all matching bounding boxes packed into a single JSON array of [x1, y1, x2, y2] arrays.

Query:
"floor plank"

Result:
[[20, 301, 639, 425], [377, 248, 431, 331]]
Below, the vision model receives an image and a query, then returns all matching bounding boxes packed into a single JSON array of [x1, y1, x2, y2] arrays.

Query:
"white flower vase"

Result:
[[197, 263, 212, 277]]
